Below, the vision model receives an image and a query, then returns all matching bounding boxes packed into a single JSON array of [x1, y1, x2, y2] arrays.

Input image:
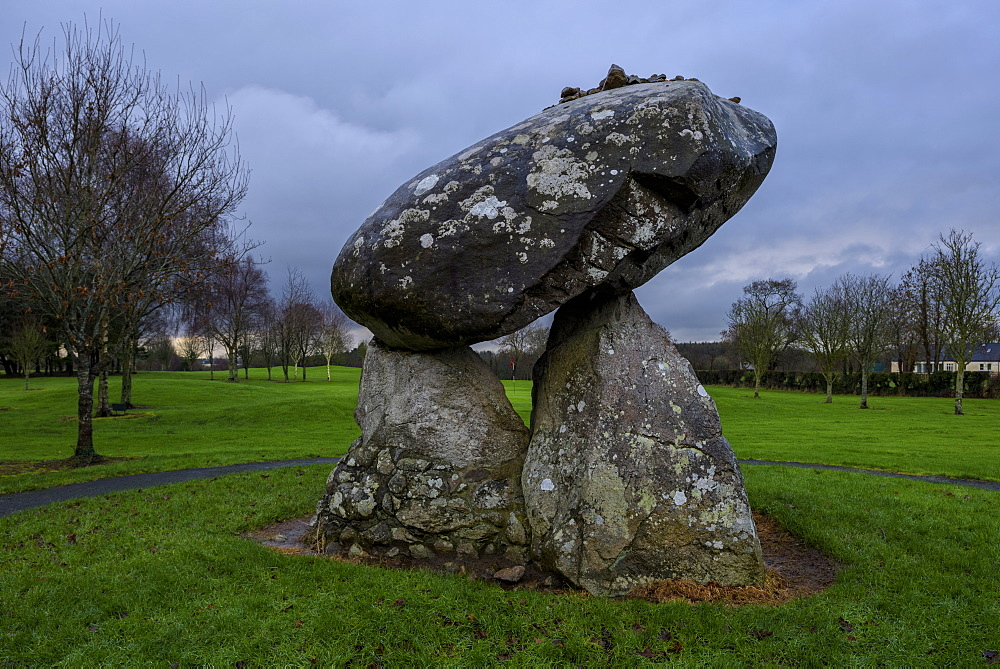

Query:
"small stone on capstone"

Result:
[[674, 75, 685, 80], [728, 96, 742, 103], [626, 75, 641, 85], [601, 64, 628, 91], [560, 86, 580, 98]]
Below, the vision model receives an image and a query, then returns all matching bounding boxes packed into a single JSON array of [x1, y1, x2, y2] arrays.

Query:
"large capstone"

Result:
[[522, 290, 764, 596], [311, 340, 531, 562], [332, 80, 776, 350]]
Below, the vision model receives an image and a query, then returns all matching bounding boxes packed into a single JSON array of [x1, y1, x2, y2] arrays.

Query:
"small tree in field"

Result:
[[724, 279, 801, 398], [204, 256, 269, 382], [256, 298, 280, 380], [930, 229, 1000, 415], [277, 269, 319, 382], [842, 273, 893, 409], [499, 323, 549, 381], [799, 283, 851, 403], [7, 318, 52, 390], [176, 336, 204, 371], [146, 335, 176, 371], [318, 301, 350, 381]]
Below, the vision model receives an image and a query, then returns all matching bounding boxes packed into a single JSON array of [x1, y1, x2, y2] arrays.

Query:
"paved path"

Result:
[[0, 457, 341, 518], [1, 457, 996, 518], [739, 459, 1000, 491]]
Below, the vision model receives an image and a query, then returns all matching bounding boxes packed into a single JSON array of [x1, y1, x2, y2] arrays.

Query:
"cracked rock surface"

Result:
[[523, 290, 764, 596], [332, 80, 776, 350]]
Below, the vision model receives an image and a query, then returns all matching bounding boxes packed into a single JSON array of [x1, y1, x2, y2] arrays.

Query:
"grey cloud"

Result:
[[4, 0, 999, 341]]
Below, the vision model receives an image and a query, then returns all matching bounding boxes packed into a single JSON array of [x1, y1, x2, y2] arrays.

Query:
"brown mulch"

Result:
[[0, 455, 134, 477], [246, 510, 839, 606], [58, 412, 153, 422]]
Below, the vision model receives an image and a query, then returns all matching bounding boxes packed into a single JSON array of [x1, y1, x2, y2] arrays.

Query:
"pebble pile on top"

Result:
[[554, 63, 741, 106], [312, 66, 777, 596]]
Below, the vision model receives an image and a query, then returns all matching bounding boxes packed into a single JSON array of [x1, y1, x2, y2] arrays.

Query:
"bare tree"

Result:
[[256, 298, 280, 381], [277, 269, 318, 382], [146, 335, 176, 371], [723, 279, 802, 398], [886, 275, 922, 394], [317, 301, 350, 381], [799, 282, 851, 403], [7, 317, 52, 390], [908, 258, 945, 374], [177, 335, 204, 371], [203, 256, 269, 382], [930, 230, 1000, 415], [499, 322, 549, 381], [841, 273, 893, 409], [0, 20, 248, 462]]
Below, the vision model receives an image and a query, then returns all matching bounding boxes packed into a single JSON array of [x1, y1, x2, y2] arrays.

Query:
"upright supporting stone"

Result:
[[523, 291, 763, 596], [312, 340, 531, 561]]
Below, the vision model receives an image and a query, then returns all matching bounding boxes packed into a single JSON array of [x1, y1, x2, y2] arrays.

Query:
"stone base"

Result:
[[311, 340, 531, 561], [522, 290, 764, 596]]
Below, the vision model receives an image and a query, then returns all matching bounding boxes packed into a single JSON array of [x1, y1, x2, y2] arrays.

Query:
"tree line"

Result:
[[0, 20, 353, 464], [723, 230, 1000, 415]]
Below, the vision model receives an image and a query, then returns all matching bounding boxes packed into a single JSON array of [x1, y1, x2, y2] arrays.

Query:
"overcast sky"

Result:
[[4, 1, 999, 342]]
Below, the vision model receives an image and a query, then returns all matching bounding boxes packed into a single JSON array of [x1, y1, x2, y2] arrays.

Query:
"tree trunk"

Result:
[[94, 330, 112, 417], [96, 363, 112, 417], [326, 356, 332, 381], [859, 371, 869, 409], [23, 367, 30, 391], [753, 369, 761, 399], [955, 368, 965, 415], [227, 349, 238, 382], [207, 337, 214, 380], [825, 376, 833, 403], [74, 358, 99, 463], [120, 344, 135, 408]]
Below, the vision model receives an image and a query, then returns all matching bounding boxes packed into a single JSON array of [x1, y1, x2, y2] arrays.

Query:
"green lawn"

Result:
[[711, 386, 1000, 482], [1, 463, 997, 665], [2, 371, 1000, 664], [0, 368, 362, 494]]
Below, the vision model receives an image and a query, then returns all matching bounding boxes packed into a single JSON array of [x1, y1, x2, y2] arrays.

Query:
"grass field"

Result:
[[2, 371, 996, 493], [1, 371, 999, 664], [711, 386, 1000, 482]]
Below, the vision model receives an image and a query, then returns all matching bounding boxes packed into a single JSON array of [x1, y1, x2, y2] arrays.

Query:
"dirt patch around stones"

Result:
[[245, 510, 839, 606], [0, 455, 136, 477]]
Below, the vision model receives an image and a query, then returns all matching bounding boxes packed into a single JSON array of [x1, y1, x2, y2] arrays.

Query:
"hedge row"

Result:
[[693, 369, 1000, 399]]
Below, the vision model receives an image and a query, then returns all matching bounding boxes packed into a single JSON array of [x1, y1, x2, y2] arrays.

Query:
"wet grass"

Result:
[[711, 386, 1000, 482], [0, 368, 361, 494], [3, 374, 1000, 663], [1, 463, 998, 665]]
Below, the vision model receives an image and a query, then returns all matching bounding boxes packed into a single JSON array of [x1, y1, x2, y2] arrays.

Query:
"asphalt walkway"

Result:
[[1, 456, 996, 518], [0, 457, 341, 518]]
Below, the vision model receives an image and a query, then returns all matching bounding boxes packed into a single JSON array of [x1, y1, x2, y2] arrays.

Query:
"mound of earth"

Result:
[[244, 511, 838, 606]]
